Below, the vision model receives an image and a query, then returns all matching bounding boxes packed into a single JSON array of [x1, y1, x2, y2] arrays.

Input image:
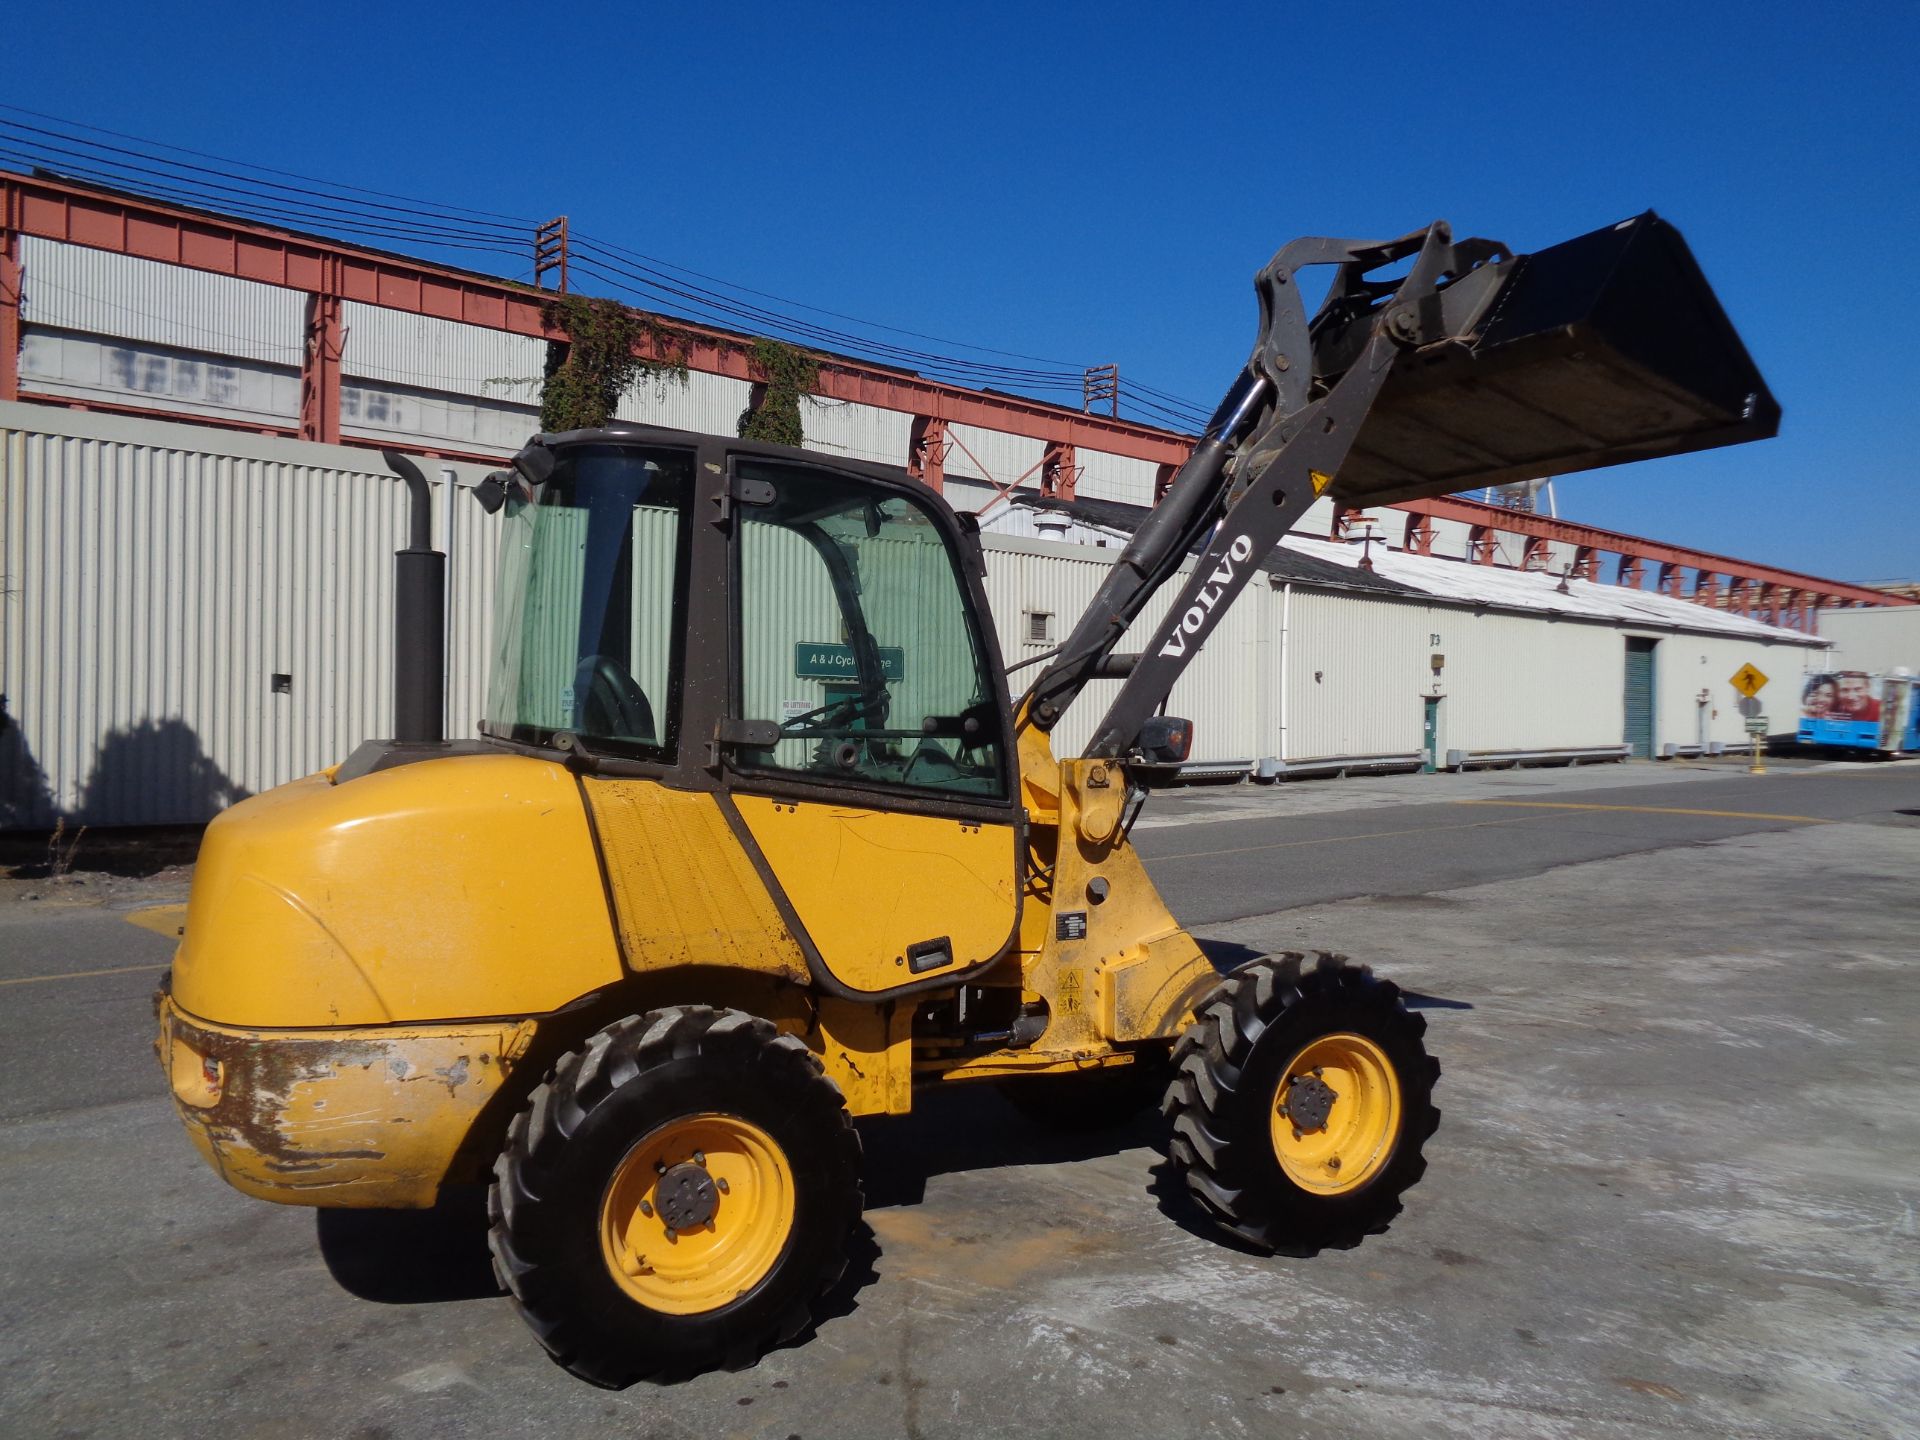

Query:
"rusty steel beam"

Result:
[[300, 287, 344, 445], [1393, 493, 1906, 608], [0, 184, 20, 403], [908, 414, 948, 494], [1041, 440, 1079, 500], [0, 169, 1191, 466], [1468, 525, 1498, 566]]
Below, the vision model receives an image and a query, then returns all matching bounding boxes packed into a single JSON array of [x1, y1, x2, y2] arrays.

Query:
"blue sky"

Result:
[[11, 2, 1916, 581]]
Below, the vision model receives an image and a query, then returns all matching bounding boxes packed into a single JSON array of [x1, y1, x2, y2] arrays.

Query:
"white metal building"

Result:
[[1, 402, 1826, 827], [1817, 606, 1920, 675]]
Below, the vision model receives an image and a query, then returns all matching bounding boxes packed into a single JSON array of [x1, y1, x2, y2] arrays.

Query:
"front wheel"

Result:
[[1161, 952, 1439, 1253], [488, 1006, 862, 1386]]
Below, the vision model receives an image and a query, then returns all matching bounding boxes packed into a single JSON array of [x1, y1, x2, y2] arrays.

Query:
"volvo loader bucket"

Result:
[[1330, 212, 1778, 505]]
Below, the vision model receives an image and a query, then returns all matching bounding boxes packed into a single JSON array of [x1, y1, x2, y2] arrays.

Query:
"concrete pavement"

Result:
[[2, 761, 1916, 1438]]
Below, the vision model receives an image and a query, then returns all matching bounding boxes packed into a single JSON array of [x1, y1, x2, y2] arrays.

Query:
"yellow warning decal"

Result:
[[1310, 470, 1336, 496]]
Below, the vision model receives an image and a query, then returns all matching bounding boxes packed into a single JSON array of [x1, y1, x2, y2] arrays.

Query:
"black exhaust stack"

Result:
[[383, 450, 446, 746]]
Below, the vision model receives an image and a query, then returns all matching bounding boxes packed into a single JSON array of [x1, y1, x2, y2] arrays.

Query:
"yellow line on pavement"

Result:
[[1451, 800, 1832, 823], [0, 961, 169, 988]]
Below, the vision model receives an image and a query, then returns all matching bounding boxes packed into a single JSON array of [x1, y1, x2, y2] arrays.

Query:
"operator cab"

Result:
[[480, 424, 1013, 806]]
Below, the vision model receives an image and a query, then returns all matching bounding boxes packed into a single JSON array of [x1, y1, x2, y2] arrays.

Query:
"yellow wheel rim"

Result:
[[599, 1114, 795, 1316], [1269, 1033, 1402, 1195]]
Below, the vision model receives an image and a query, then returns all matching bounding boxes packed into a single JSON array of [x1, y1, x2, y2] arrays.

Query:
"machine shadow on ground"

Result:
[[310, 951, 1474, 1337], [316, 1186, 504, 1305], [316, 1186, 889, 1368], [312, 1087, 1157, 1318]]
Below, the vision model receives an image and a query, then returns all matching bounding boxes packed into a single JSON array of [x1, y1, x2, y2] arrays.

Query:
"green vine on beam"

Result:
[[537, 295, 689, 432], [737, 338, 819, 447]]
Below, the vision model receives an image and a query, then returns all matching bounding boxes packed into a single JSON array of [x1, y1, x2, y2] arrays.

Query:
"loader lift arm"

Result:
[[1024, 212, 1778, 760]]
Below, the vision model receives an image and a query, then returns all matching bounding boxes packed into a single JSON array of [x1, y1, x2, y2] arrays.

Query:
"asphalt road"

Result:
[[2, 759, 1917, 1439], [1133, 759, 1920, 924]]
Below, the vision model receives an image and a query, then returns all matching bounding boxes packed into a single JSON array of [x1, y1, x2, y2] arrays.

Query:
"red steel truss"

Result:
[[0, 168, 1902, 620], [0, 170, 1189, 463]]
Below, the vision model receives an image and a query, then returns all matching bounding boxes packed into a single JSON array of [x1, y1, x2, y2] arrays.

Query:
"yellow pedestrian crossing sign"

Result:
[[1729, 663, 1768, 698]]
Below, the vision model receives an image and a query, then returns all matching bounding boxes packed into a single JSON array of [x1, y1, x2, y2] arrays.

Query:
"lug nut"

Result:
[[664, 1227, 677, 1242], [715, 1177, 730, 1194], [693, 1151, 706, 1167], [639, 1200, 653, 1217]]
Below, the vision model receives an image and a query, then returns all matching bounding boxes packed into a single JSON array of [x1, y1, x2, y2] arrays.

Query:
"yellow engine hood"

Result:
[[173, 752, 623, 1028]]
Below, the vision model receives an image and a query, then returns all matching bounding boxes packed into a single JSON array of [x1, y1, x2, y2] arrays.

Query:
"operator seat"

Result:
[[574, 654, 656, 744]]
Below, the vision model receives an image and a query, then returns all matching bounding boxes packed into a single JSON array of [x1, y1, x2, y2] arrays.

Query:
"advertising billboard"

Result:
[[1798, 671, 1918, 753]]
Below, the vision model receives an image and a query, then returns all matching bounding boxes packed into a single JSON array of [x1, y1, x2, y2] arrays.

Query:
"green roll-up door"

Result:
[[1624, 638, 1656, 758]]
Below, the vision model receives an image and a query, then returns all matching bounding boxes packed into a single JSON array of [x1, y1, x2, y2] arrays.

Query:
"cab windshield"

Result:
[[483, 444, 692, 757]]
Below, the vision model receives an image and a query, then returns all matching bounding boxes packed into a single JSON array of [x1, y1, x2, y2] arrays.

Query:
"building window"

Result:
[[1024, 610, 1055, 645]]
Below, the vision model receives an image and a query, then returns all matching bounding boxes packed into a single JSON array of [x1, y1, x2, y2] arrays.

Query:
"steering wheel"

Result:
[[573, 655, 655, 741]]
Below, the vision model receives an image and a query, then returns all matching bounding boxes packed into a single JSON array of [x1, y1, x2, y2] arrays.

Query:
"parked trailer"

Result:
[[1796, 670, 1919, 755]]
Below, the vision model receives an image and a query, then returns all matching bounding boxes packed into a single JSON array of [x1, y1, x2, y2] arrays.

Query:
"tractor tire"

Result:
[[487, 1006, 862, 1386], [1162, 952, 1438, 1254], [1001, 1055, 1173, 1131]]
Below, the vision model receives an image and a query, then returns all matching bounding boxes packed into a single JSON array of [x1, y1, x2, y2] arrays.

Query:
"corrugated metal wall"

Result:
[[801, 399, 914, 467], [0, 405, 494, 825], [0, 404, 1831, 828], [20, 238, 304, 366], [12, 236, 1170, 510], [944, 423, 1044, 488], [444, 462, 501, 743], [1651, 634, 1820, 751], [979, 539, 1267, 761], [1282, 590, 1428, 758], [1442, 611, 1622, 754], [340, 302, 543, 395], [22, 329, 300, 426], [1819, 608, 1920, 674], [615, 369, 754, 438], [1075, 450, 1158, 506]]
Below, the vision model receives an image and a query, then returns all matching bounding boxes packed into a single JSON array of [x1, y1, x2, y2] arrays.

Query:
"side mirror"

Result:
[[512, 442, 557, 488], [473, 471, 512, 513], [1137, 715, 1193, 765]]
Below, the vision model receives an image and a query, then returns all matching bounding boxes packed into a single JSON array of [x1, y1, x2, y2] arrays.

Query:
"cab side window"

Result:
[[734, 462, 1006, 799]]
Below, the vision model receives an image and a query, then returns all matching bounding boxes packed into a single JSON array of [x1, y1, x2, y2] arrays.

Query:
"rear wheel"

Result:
[[1162, 952, 1438, 1253], [488, 1006, 862, 1386]]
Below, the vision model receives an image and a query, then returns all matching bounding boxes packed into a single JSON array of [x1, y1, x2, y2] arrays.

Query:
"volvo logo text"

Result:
[[1158, 533, 1255, 659]]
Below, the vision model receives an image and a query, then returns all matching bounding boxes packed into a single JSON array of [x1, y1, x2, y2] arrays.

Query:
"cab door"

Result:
[[723, 457, 1020, 996]]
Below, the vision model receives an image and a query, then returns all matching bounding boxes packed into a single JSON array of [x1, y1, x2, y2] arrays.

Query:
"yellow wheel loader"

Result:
[[155, 213, 1775, 1384]]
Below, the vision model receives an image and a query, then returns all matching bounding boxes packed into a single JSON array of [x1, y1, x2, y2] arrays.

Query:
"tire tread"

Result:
[[1160, 951, 1440, 1255], [487, 1005, 860, 1387]]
